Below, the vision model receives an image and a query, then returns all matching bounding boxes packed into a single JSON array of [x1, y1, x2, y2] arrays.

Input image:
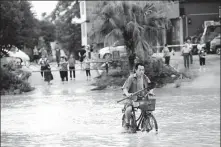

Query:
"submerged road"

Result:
[[1, 55, 220, 147]]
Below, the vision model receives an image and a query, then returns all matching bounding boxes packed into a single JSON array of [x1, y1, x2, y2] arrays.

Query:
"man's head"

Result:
[[134, 63, 145, 77], [186, 37, 191, 43]]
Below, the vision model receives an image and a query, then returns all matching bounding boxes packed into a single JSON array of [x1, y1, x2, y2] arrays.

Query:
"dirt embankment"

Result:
[[91, 54, 220, 91]]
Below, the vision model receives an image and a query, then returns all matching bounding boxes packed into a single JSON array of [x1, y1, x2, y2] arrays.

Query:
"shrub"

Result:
[[0, 67, 34, 94]]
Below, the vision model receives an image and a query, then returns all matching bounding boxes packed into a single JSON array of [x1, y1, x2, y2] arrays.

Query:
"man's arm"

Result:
[[181, 47, 184, 54], [122, 76, 132, 97], [38, 59, 42, 65]]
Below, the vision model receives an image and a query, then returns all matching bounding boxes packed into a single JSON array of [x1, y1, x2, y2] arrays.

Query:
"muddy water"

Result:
[[1, 81, 219, 147], [1, 56, 220, 147]]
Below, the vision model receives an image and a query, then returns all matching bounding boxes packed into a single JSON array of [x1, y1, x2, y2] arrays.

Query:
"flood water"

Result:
[[1, 60, 220, 147]]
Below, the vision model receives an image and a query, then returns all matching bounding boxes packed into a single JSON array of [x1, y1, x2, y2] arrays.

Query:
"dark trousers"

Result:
[[69, 66, 75, 78], [165, 56, 170, 65], [189, 53, 193, 64], [33, 55, 39, 63], [106, 66, 108, 74], [41, 66, 46, 77], [199, 57, 205, 66], [60, 71, 68, 81], [183, 53, 189, 68], [86, 69, 91, 77], [56, 56, 60, 66]]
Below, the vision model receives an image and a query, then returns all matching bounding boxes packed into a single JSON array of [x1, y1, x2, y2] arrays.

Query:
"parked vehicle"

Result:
[[199, 21, 220, 54], [98, 46, 127, 60], [210, 35, 221, 55], [1, 47, 30, 66]]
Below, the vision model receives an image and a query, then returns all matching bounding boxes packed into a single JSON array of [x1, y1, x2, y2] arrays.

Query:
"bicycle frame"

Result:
[[122, 95, 158, 133], [133, 106, 153, 131]]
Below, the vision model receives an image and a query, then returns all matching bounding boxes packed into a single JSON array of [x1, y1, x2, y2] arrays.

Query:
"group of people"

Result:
[[33, 46, 48, 63], [38, 53, 92, 85], [181, 37, 206, 71], [162, 37, 207, 71]]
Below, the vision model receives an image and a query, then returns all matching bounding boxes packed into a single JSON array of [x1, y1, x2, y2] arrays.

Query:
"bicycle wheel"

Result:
[[141, 113, 158, 133], [122, 114, 137, 133], [130, 114, 137, 133], [122, 114, 126, 127]]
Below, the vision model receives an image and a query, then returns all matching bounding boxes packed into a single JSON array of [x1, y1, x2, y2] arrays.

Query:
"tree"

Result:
[[0, 1, 39, 50], [37, 20, 56, 55], [50, 1, 81, 57], [89, 1, 172, 69]]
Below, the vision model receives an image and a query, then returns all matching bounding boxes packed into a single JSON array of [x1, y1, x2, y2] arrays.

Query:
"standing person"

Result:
[[59, 57, 68, 82], [68, 54, 76, 80], [33, 46, 39, 63], [78, 48, 86, 69], [181, 43, 191, 69], [55, 48, 61, 67], [122, 63, 155, 130], [186, 38, 193, 64], [162, 44, 170, 66], [38, 56, 47, 78], [85, 58, 91, 80], [105, 61, 109, 74], [44, 59, 53, 85], [40, 47, 48, 58], [198, 47, 207, 71]]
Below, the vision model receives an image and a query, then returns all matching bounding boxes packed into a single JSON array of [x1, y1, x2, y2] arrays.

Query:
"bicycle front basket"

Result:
[[138, 99, 156, 111]]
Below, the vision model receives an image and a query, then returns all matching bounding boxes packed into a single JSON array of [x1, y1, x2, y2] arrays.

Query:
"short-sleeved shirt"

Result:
[[122, 73, 151, 105], [122, 74, 151, 96], [85, 61, 90, 69], [60, 62, 68, 71], [199, 50, 206, 58], [182, 43, 192, 54], [33, 48, 39, 55], [162, 47, 170, 57], [56, 49, 60, 57], [38, 58, 47, 66], [68, 58, 75, 67]]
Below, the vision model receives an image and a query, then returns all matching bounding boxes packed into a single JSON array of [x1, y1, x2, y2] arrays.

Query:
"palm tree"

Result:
[[90, 1, 172, 70]]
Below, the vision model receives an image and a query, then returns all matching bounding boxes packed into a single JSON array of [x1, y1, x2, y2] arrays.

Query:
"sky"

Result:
[[31, 1, 58, 20]]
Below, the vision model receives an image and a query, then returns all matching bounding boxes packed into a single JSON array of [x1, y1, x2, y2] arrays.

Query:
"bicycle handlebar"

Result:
[[117, 87, 149, 103]]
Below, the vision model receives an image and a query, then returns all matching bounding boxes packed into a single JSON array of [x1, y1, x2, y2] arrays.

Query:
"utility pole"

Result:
[[219, 6, 221, 22]]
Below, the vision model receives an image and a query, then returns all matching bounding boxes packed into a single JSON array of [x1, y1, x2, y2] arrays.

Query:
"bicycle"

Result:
[[118, 88, 158, 134]]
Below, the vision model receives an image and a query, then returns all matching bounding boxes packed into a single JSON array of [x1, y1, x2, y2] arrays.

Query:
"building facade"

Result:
[[166, 0, 220, 51], [180, 1, 220, 38], [80, 1, 180, 51]]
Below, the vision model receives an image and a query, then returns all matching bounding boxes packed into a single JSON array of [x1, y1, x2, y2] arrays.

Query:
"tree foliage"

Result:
[[0, 1, 56, 56], [90, 1, 172, 61], [50, 1, 81, 56], [0, 1, 38, 49]]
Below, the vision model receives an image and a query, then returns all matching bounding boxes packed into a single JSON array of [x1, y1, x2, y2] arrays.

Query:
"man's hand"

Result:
[[149, 89, 155, 96], [126, 93, 133, 97]]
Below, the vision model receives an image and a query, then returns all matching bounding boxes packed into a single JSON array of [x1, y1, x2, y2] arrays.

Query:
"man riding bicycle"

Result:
[[122, 62, 155, 130]]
